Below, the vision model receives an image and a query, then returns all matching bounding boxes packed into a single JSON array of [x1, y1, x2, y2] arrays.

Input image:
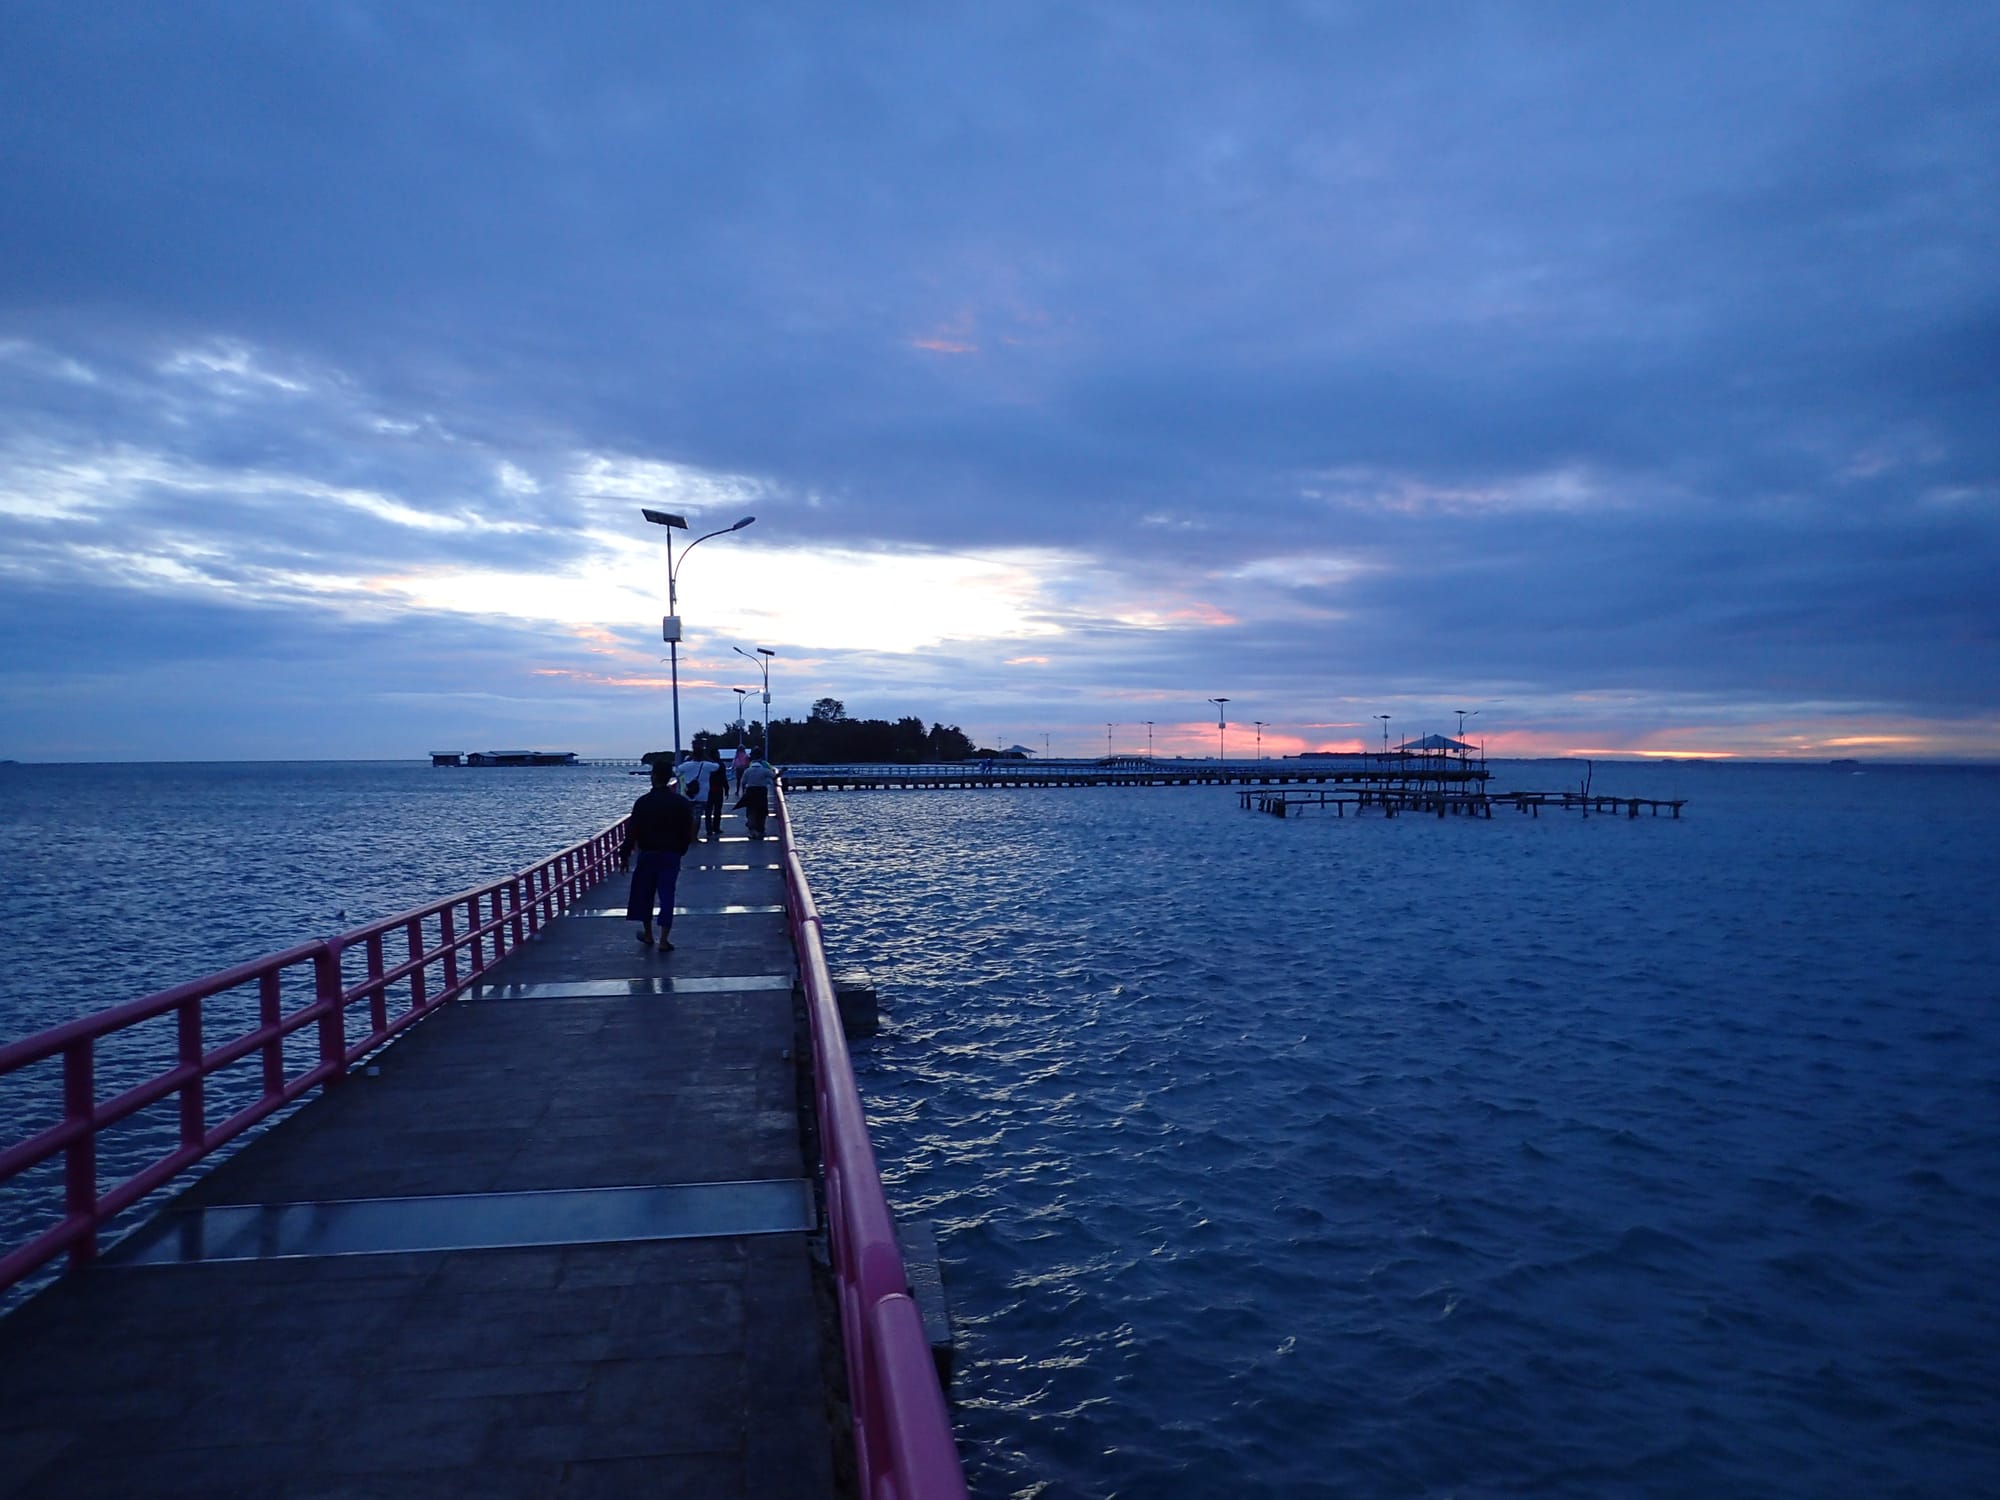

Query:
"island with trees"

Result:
[[649, 697, 989, 766]]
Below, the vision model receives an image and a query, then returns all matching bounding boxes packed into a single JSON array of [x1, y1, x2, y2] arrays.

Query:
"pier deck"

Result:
[[783, 756, 1492, 792], [0, 821, 839, 1498], [1240, 787, 1687, 819]]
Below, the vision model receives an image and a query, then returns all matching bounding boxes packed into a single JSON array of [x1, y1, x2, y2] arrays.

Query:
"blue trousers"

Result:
[[626, 849, 683, 932]]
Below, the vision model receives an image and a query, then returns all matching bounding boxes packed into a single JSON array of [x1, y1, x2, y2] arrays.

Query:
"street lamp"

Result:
[[1455, 709, 1479, 763], [1145, 720, 1154, 758], [1208, 698, 1230, 761], [1253, 720, 1266, 759], [734, 688, 749, 750], [734, 645, 776, 760], [641, 509, 755, 757], [1375, 713, 1392, 756], [1106, 722, 1116, 758]]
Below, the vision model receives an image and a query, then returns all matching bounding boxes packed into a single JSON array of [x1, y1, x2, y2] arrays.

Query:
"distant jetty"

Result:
[[429, 749, 580, 767]]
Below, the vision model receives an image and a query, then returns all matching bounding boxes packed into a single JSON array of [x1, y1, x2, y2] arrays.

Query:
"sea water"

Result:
[[788, 762, 2000, 1498], [1, 760, 1997, 1496]]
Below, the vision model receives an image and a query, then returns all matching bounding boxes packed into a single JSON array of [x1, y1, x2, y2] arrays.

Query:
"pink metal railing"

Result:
[[774, 784, 970, 1500], [0, 819, 628, 1295]]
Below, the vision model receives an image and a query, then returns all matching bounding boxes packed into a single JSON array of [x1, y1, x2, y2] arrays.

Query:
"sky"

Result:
[[2, 2, 1996, 762]]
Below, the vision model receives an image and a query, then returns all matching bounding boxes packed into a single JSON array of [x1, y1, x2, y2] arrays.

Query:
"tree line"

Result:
[[649, 697, 987, 765]]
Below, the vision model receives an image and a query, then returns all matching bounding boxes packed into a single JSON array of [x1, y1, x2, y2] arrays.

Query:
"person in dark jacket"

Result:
[[703, 748, 728, 839], [733, 757, 776, 839], [619, 768, 697, 949]]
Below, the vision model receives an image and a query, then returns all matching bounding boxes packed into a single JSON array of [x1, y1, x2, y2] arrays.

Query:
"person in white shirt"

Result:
[[675, 753, 713, 837]]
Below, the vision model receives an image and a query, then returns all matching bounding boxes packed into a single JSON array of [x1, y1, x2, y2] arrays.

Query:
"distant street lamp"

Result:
[[734, 645, 776, 760], [1208, 698, 1230, 761], [734, 688, 749, 750], [642, 509, 756, 757], [1106, 722, 1117, 758], [1456, 709, 1479, 763], [1375, 713, 1392, 756], [1145, 720, 1155, 758], [1253, 720, 1266, 759]]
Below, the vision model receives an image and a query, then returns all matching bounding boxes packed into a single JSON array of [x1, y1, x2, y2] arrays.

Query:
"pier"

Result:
[[0, 792, 965, 1497], [781, 753, 1493, 792], [1240, 787, 1686, 819]]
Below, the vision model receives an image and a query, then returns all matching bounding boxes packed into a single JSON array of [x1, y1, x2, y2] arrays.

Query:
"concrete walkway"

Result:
[[0, 811, 838, 1499]]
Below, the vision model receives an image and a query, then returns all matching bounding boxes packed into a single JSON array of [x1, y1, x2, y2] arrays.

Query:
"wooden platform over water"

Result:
[[0, 818, 843, 1498], [783, 756, 1492, 792], [1240, 787, 1687, 819]]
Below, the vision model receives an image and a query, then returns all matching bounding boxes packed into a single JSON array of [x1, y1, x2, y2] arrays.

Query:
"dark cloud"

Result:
[[1, 2, 1996, 756]]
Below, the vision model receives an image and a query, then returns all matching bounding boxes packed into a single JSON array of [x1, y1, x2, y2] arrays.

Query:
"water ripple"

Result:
[[803, 767, 2000, 1499]]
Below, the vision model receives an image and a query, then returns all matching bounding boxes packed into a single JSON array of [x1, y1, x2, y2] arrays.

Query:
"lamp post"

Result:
[[641, 509, 755, 758], [1456, 709, 1478, 764], [1106, 722, 1116, 758], [1375, 713, 1392, 756], [1145, 721, 1154, 759], [734, 645, 775, 760], [1253, 720, 1266, 759], [734, 688, 749, 750], [1208, 698, 1230, 761]]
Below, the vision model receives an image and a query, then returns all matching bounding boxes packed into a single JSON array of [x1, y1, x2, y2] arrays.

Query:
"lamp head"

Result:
[[641, 509, 688, 529], [731, 515, 756, 530]]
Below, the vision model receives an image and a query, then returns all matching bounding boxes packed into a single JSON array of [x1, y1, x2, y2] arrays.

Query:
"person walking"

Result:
[[703, 748, 727, 839], [735, 757, 775, 839], [732, 743, 751, 794], [619, 766, 696, 949], [675, 750, 703, 801], [678, 752, 717, 840]]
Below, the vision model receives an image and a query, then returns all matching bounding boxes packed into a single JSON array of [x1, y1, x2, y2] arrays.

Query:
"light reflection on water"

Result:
[[792, 764, 2000, 1499]]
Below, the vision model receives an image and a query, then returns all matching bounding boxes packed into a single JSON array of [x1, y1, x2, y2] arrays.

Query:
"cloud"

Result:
[[0, 4, 1996, 758]]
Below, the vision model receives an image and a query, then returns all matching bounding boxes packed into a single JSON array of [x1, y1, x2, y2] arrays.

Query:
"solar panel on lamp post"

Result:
[[1207, 698, 1230, 761]]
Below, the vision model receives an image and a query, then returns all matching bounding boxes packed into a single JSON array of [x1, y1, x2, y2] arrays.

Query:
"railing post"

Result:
[[259, 970, 284, 1098], [315, 943, 348, 1086], [440, 904, 460, 994], [177, 996, 204, 1149], [407, 916, 428, 1012], [62, 1041, 97, 1264], [523, 868, 543, 939], [509, 875, 525, 948], [365, 932, 388, 1037]]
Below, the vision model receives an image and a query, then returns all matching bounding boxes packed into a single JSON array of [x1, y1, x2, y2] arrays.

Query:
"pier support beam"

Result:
[[897, 1216, 957, 1385], [834, 971, 880, 1039]]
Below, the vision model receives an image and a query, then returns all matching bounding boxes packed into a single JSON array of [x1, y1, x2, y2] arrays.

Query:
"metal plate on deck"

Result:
[[573, 905, 787, 917], [113, 1178, 816, 1265], [470, 975, 793, 1001]]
